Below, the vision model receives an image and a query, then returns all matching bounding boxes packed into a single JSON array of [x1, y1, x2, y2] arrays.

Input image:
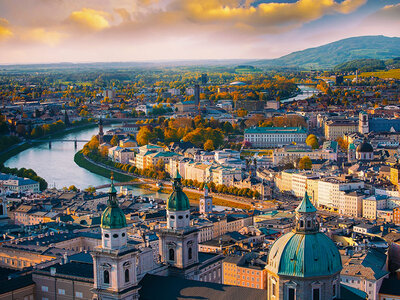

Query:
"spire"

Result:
[[108, 173, 118, 207], [295, 191, 317, 214], [294, 190, 318, 233]]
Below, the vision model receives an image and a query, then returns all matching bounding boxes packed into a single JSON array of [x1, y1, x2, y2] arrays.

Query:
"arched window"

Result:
[[125, 269, 130, 283], [0, 204, 3, 214], [104, 270, 110, 284], [169, 248, 175, 261], [299, 220, 304, 227], [188, 247, 192, 260]]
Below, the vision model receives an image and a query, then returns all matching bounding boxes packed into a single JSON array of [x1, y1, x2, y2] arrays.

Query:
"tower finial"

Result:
[[111, 171, 114, 183]]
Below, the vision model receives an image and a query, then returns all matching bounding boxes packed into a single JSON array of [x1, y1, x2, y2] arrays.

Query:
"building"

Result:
[[317, 177, 364, 211], [91, 180, 140, 299], [341, 249, 389, 300], [324, 119, 357, 140], [356, 139, 374, 161], [199, 183, 213, 215], [244, 127, 307, 148], [223, 254, 267, 290], [363, 195, 388, 219], [157, 170, 200, 279], [266, 192, 343, 300], [0, 173, 40, 193]]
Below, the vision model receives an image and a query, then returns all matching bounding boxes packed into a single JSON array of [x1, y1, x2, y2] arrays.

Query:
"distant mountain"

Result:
[[252, 36, 400, 69]]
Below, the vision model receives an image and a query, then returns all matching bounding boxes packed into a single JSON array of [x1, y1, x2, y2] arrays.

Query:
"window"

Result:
[[41, 286, 48, 292], [125, 269, 130, 283], [105, 234, 109, 238], [288, 288, 295, 300], [58, 289, 65, 295], [75, 292, 83, 298], [272, 282, 276, 297], [188, 247, 192, 260], [169, 248, 175, 261], [300, 220, 304, 227], [312, 288, 320, 300], [104, 270, 110, 284], [178, 215, 183, 219], [170, 215, 175, 219], [186, 215, 189, 218], [122, 233, 125, 237], [113, 234, 118, 238]]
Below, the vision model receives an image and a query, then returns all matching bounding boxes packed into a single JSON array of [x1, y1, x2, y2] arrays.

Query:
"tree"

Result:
[[136, 126, 156, 146], [68, 185, 78, 192], [85, 186, 96, 193], [110, 135, 119, 146], [204, 139, 215, 151], [336, 137, 349, 152], [298, 156, 312, 170], [306, 134, 319, 149]]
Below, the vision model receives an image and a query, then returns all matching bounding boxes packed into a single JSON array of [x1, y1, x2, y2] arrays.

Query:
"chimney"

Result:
[[50, 267, 56, 276]]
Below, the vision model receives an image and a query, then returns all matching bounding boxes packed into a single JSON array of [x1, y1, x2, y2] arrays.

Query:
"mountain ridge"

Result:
[[251, 35, 400, 69]]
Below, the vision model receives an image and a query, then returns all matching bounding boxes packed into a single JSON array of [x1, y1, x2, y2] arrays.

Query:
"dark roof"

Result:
[[379, 278, 400, 296], [340, 284, 367, 300], [369, 118, 400, 133], [356, 141, 373, 153], [0, 274, 34, 295], [139, 274, 267, 300], [39, 261, 94, 280]]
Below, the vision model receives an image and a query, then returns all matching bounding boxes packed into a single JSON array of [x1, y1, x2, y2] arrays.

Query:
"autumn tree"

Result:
[[306, 134, 319, 149], [204, 139, 215, 151], [298, 156, 312, 170]]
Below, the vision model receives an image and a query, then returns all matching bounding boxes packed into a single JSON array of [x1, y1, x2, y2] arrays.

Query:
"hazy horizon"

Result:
[[1, 0, 400, 64]]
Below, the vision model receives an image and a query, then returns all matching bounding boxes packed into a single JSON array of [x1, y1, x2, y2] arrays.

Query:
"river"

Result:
[[4, 125, 169, 200], [281, 85, 318, 103]]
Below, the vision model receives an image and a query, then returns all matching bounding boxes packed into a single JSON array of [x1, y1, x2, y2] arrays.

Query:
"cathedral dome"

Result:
[[267, 231, 342, 277], [356, 140, 373, 153], [266, 192, 342, 278], [101, 182, 127, 229], [167, 171, 190, 211]]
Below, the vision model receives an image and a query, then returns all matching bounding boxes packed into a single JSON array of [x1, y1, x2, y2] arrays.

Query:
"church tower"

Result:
[[0, 184, 9, 226], [92, 178, 139, 300], [157, 171, 199, 278], [359, 111, 369, 134], [199, 183, 213, 215]]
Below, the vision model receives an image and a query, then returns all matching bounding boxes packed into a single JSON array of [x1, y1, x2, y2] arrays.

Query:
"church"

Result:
[[17, 173, 361, 299]]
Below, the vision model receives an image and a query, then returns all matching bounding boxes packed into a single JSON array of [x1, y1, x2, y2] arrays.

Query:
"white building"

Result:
[[0, 173, 40, 193], [317, 177, 364, 211], [244, 127, 307, 148]]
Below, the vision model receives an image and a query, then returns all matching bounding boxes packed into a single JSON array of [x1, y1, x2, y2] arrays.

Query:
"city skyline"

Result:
[[0, 0, 399, 64]]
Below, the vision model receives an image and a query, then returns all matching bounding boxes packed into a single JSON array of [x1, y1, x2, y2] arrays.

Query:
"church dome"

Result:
[[267, 231, 342, 277], [266, 192, 342, 278], [101, 182, 127, 229], [356, 140, 373, 153], [167, 171, 190, 211]]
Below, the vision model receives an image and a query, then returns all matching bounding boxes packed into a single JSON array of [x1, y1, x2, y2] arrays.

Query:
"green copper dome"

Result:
[[267, 231, 342, 277], [101, 181, 127, 229], [167, 170, 190, 211], [267, 190, 342, 277]]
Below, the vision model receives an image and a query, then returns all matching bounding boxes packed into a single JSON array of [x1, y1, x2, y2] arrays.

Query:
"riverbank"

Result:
[[0, 122, 98, 164], [74, 151, 135, 183]]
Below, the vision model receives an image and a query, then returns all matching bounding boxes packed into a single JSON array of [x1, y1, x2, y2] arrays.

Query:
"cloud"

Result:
[[19, 28, 66, 46], [170, 0, 367, 32], [0, 18, 13, 41], [67, 8, 111, 31]]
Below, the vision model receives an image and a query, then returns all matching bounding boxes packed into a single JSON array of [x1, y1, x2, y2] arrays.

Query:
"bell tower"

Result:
[[199, 183, 213, 215], [92, 177, 139, 300], [359, 111, 369, 134], [157, 170, 199, 278]]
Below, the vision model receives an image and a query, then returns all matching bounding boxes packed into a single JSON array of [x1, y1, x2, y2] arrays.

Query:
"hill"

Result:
[[252, 36, 400, 69]]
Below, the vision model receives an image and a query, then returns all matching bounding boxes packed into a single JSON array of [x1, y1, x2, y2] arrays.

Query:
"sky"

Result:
[[0, 0, 399, 64]]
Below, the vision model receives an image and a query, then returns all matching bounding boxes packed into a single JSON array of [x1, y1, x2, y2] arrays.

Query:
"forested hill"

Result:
[[252, 35, 400, 69]]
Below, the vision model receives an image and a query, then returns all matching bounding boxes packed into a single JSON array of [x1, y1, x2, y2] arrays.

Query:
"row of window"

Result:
[[41, 286, 83, 298], [104, 232, 126, 238]]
